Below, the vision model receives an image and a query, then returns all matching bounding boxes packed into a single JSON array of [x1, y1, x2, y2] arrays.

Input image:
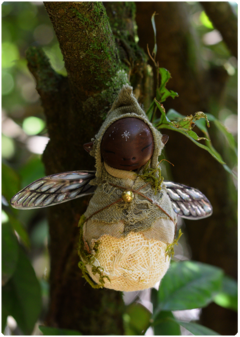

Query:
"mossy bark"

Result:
[[26, 2, 147, 334], [136, 2, 237, 335]]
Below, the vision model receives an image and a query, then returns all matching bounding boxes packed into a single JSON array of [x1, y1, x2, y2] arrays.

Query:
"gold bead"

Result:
[[122, 190, 134, 203]]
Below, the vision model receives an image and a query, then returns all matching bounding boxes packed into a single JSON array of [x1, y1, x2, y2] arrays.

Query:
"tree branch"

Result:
[[104, 2, 149, 101], [200, 2, 237, 58], [44, 2, 120, 101], [26, 47, 69, 143]]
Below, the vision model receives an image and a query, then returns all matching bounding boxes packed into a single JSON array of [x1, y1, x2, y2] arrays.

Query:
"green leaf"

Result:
[[0, 302, 8, 333], [166, 109, 210, 130], [161, 89, 179, 103], [2, 248, 42, 334], [153, 311, 181, 335], [195, 115, 237, 177], [175, 320, 219, 335], [213, 276, 238, 311], [206, 113, 237, 155], [39, 326, 82, 335], [200, 11, 214, 29], [124, 303, 151, 335], [158, 69, 178, 103], [159, 68, 171, 91], [151, 12, 157, 57], [6, 210, 30, 248], [194, 117, 209, 134], [158, 123, 226, 164], [153, 261, 223, 316], [154, 98, 169, 124], [2, 222, 19, 285], [166, 108, 184, 121], [146, 100, 155, 121], [2, 162, 21, 204]]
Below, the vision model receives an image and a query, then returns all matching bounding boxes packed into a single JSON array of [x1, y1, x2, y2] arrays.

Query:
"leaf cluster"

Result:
[[146, 12, 237, 177], [2, 162, 43, 335], [35, 261, 238, 335], [146, 67, 237, 177]]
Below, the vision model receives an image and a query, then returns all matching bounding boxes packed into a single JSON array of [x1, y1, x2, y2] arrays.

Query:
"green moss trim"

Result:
[[165, 229, 183, 258], [78, 215, 110, 289], [138, 161, 164, 194]]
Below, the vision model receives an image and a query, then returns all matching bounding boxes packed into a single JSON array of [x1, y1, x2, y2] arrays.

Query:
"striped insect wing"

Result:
[[11, 170, 97, 210], [164, 181, 213, 219]]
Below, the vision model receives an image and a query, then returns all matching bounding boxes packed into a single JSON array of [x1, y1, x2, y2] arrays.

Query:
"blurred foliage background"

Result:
[[2, 2, 237, 335]]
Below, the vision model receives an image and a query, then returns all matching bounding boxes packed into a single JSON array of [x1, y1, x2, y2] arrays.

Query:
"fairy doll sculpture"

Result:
[[11, 85, 212, 291]]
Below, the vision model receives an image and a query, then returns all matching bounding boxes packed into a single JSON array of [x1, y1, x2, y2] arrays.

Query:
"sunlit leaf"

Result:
[[175, 320, 219, 335], [213, 276, 237, 311], [2, 222, 19, 285], [124, 303, 151, 335], [39, 326, 82, 335], [153, 261, 223, 317], [200, 11, 214, 29], [153, 311, 181, 335], [2, 248, 42, 334]]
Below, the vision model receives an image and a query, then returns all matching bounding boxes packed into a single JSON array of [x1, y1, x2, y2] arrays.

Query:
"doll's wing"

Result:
[[11, 171, 97, 210], [164, 181, 213, 219]]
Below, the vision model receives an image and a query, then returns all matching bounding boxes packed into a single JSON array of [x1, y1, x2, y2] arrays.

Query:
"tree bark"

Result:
[[136, 2, 237, 335], [26, 2, 146, 334]]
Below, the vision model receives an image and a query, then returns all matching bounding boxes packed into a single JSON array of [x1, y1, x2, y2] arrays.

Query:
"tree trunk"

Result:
[[26, 2, 147, 334], [136, 2, 237, 335]]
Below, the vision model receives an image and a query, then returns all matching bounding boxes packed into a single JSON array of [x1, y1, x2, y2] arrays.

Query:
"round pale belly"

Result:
[[85, 231, 170, 292]]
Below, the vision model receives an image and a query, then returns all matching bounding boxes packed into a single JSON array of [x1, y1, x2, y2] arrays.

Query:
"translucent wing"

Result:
[[11, 171, 96, 210], [164, 181, 213, 219]]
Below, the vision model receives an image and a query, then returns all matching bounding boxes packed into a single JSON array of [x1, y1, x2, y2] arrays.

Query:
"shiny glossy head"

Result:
[[101, 118, 154, 171]]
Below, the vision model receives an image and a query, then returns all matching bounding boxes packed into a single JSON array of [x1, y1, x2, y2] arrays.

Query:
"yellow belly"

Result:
[[84, 231, 170, 292]]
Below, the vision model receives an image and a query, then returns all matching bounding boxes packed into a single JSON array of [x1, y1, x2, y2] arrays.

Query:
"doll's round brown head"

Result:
[[100, 117, 154, 171]]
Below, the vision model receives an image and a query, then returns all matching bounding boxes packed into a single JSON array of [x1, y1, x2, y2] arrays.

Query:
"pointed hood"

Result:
[[90, 85, 164, 179]]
